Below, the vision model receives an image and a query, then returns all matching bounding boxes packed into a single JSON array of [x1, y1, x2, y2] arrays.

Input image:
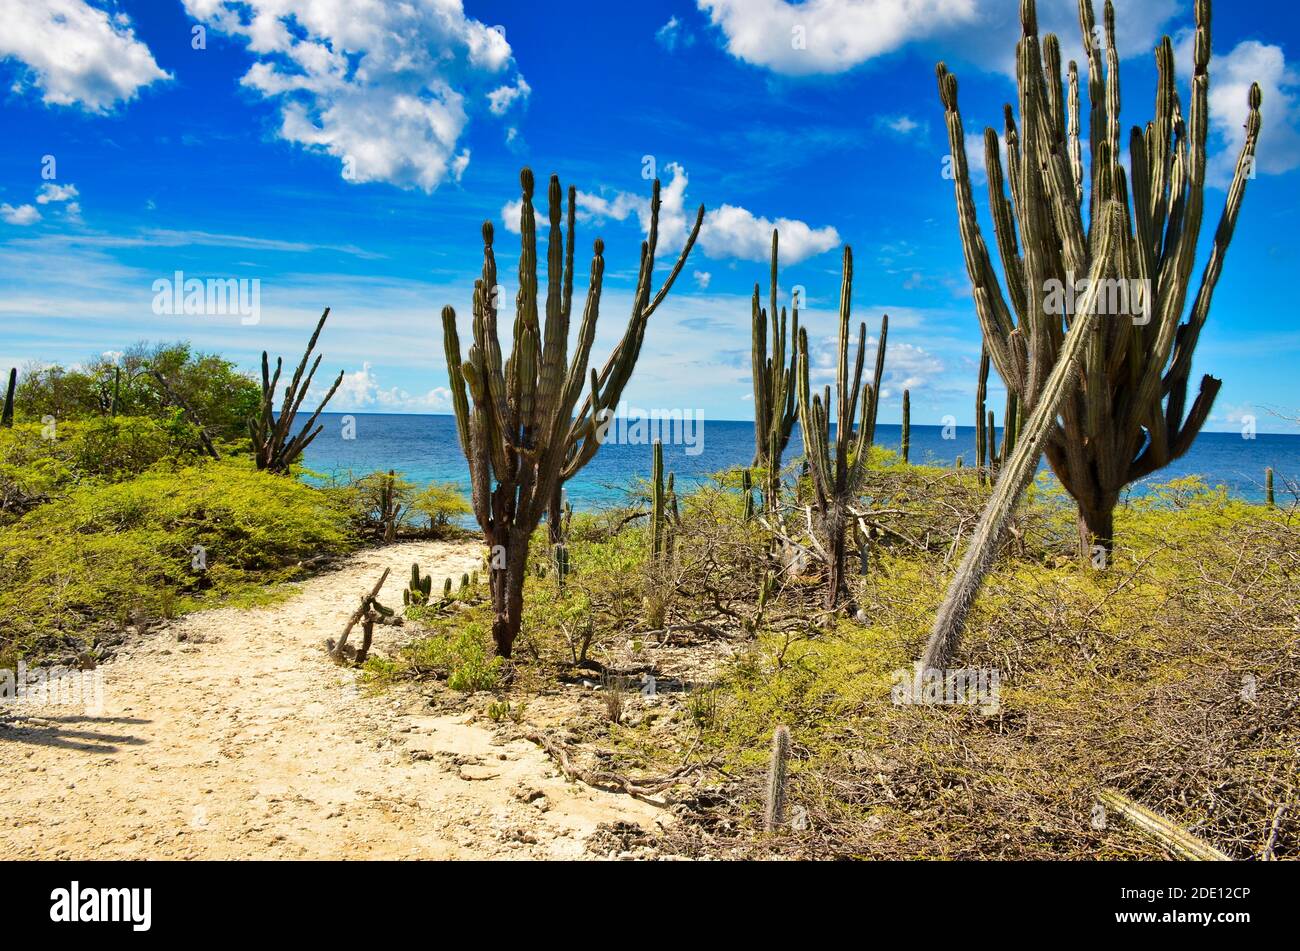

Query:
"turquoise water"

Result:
[[300, 413, 1298, 509]]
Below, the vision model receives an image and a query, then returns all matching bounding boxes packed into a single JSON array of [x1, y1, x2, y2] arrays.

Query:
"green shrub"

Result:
[[0, 458, 356, 667]]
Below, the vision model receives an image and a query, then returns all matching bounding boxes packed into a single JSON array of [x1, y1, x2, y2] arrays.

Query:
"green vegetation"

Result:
[[0, 452, 356, 670], [12, 342, 259, 440], [379, 457, 1296, 860]]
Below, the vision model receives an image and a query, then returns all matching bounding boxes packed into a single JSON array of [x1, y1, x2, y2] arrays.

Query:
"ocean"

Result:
[[300, 413, 1298, 510]]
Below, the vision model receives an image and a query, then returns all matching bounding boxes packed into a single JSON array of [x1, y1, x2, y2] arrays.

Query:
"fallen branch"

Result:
[[1098, 788, 1231, 861], [328, 567, 391, 663], [523, 727, 702, 805]]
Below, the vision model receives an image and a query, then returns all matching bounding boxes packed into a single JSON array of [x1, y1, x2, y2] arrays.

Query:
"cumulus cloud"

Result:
[[184, 0, 524, 192], [1, 204, 41, 226], [487, 75, 531, 116], [803, 327, 944, 398], [504, 163, 838, 265], [0, 0, 169, 112], [1177, 37, 1300, 186], [697, 0, 974, 76], [36, 183, 80, 204], [693, 270, 712, 289], [331, 361, 451, 412], [697, 0, 1179, 77]]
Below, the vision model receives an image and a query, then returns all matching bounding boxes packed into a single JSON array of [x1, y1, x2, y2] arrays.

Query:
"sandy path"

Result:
[[0, 541, 664, 860]]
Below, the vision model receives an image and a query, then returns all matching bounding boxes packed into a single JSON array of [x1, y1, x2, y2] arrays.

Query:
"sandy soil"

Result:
[[0, 541, 666, 860]]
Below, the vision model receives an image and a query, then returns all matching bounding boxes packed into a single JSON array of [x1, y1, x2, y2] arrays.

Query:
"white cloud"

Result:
[[1, 204, 41, 226], [693, 270, 712, 289], [487, 75, 531, 115], [0, 0, 169, 112], [656, 16, 694, 52], [331, 361, 451, 412], [36, 183, 79, 204], [184, 0, 524, 192], [501, 163, 837, 265], [697, 0, 1179, 77], [804, 329, 944, 398], [880, 114, 924, 136], [1177, 37, 1300, 185], [697, 0, 974, 76], [700, 203, 839, 263]]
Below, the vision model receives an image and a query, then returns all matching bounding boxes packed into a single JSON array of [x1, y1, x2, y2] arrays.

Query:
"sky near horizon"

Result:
[[1, 0, 1298, 432]]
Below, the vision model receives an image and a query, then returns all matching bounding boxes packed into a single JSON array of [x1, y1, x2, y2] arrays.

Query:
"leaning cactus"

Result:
[[922, 0, 1262, 671], [751, 230, 800, 515], [937, 0, 1261, 557], [2, 368, 15, 428], [442, 168, 702, 657], [248, 308, 343, 474], [795, 247, 888, 611], [403, 563, 433, 606]]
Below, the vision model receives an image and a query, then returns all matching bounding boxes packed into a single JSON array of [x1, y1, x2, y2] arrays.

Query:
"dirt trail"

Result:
[[0, 541, 665, 860]]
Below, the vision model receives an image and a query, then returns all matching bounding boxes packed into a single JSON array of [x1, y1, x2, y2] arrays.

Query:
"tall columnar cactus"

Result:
[[248, 308, 344, 474], [975, 347, 989, 478], [901, 389, 911, 464], [751, 230, 800, 514], [651, 440, 669, 559], [1265, 467, 1275, 509], [937, 0, 1261, 557], [795, 247, 888, 611], [764, 724, 791, 833], [443, 168, 703, 657], [2, 368, 15, 428]]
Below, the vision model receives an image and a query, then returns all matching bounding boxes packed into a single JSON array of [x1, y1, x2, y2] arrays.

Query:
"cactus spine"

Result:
[[2, 368, 15, 428], [442, 168, 702, 657], [937, 0, 1261, 558], [764, 725, 791, 832], [901, 389, 911, 464], [795, 246, 887, 611], [751, 230, 800, 515], [248, 308, 343, 474]]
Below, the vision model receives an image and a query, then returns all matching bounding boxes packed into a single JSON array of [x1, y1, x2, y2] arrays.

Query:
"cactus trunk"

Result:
[[925, 0, 1262, 664], [751, 230, 800, 515], [2, 368, 15, 428], [936, 0, 1260, 558], [442, 168, 702, 657], [795, 247, 887, 613], [901, 389, 911, 464]]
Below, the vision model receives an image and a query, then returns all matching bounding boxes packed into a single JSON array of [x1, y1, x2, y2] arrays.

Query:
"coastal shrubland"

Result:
[[381, 461, 1297, 860], [0, 453, 355, 671]]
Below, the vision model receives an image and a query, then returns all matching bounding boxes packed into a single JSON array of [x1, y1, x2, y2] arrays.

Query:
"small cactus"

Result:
[[764, 725, 791, 832], [1265, 467, 1275, 508], [403, 563, 433, 606]]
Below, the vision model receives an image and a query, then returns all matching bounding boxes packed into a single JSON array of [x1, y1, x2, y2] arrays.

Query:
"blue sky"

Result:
[[1, 0, 1298, 431]]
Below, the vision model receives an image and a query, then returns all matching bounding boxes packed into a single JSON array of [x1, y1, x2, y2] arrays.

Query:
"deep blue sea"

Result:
[[300, 413, 1298, 509]]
